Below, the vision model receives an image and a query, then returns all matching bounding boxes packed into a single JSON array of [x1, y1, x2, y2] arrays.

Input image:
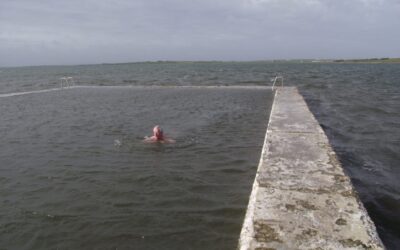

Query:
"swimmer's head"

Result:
[[153, 125, 164, 140]]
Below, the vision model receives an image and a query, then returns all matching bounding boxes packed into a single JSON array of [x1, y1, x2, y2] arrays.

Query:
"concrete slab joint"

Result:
[[238, 87, 384, 250]]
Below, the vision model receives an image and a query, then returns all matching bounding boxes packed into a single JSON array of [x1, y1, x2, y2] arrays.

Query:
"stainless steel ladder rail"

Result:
[[271, 76, 283, 91], [60, 77, 75, 88]]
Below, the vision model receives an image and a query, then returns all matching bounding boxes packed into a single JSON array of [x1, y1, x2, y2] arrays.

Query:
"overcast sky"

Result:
[[0, 0, 399, 66]]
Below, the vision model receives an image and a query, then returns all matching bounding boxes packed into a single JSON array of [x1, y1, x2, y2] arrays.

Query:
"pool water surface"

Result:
[[0, 86, 273, 249]]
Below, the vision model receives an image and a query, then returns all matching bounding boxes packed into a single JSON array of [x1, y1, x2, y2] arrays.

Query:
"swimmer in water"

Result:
[[144, 125, 175, 143]]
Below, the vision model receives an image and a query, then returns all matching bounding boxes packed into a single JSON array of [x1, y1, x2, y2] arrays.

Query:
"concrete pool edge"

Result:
[[0, 85, 273, 98], [238, 87, 385, 249]]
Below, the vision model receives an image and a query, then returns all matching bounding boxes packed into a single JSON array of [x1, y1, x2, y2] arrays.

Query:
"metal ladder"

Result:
[[271, 76, 283, 91], [60, 77, 75, 88]]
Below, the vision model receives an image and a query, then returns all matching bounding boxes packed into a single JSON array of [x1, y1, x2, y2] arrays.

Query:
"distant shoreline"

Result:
[[2, 58, 400, 68], [273, 58, 400, 64], [331, 58, 400, 64]]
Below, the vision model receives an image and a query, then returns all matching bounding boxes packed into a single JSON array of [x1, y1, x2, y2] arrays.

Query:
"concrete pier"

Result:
[[239, 87, 384, 250]]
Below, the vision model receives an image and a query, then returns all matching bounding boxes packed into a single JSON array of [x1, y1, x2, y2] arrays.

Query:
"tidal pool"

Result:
[[0, 86, 273, 249]]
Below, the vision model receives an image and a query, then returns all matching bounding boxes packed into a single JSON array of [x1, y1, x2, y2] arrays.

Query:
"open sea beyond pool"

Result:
[[0, 62, 399, 249]]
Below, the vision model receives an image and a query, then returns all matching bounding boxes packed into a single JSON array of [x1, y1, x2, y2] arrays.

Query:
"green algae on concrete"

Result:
[[239, 87, 384, 250]]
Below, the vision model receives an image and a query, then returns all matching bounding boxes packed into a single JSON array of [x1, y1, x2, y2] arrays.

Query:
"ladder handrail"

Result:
[[271, 76, 283, 91], [60, 77, 75, 88]]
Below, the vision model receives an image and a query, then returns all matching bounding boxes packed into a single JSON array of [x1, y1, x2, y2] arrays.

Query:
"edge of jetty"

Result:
[[239, 87, 384, 250]]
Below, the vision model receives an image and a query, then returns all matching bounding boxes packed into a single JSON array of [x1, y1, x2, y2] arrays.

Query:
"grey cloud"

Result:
[[0, 0, 399, 66]]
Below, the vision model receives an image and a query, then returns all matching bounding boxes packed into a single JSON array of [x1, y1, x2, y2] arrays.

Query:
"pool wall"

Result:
[[239, 87, 384, 249]]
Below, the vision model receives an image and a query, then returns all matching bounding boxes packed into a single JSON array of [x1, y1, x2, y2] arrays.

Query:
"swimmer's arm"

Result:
[[164, 138, 176, 143], [143, 136, 156, 142], [142, 136, 175, 143]]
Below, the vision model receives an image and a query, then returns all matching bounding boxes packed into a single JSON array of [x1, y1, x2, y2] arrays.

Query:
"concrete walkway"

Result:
[[239, 87, 384, 250]]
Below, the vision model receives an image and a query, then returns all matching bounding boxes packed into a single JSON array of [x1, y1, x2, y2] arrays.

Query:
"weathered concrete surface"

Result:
[[239, 87, 384, 250]]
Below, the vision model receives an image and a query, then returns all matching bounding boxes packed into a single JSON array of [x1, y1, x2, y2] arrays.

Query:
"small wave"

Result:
[[112, 202, 137, 208], [113, 139, 122, 147], [21, 209, 78, 220]]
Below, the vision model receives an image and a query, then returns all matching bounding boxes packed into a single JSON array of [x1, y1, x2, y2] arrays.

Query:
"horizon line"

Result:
[[1, 57, 400, 69]]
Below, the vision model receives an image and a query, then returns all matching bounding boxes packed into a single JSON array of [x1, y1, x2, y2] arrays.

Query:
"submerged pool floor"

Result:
[[0, 87, 273, 249]]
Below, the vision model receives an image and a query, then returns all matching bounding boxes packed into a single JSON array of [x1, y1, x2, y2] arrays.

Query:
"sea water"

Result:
[[0, 61, 399, 249], [0, 86, 273, 249]]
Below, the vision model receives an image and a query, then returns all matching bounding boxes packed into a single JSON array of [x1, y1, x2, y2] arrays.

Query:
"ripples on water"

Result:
[[0, 62, 399, 249], [298, 64, 400, 249], [0, 86, 273, 249]]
